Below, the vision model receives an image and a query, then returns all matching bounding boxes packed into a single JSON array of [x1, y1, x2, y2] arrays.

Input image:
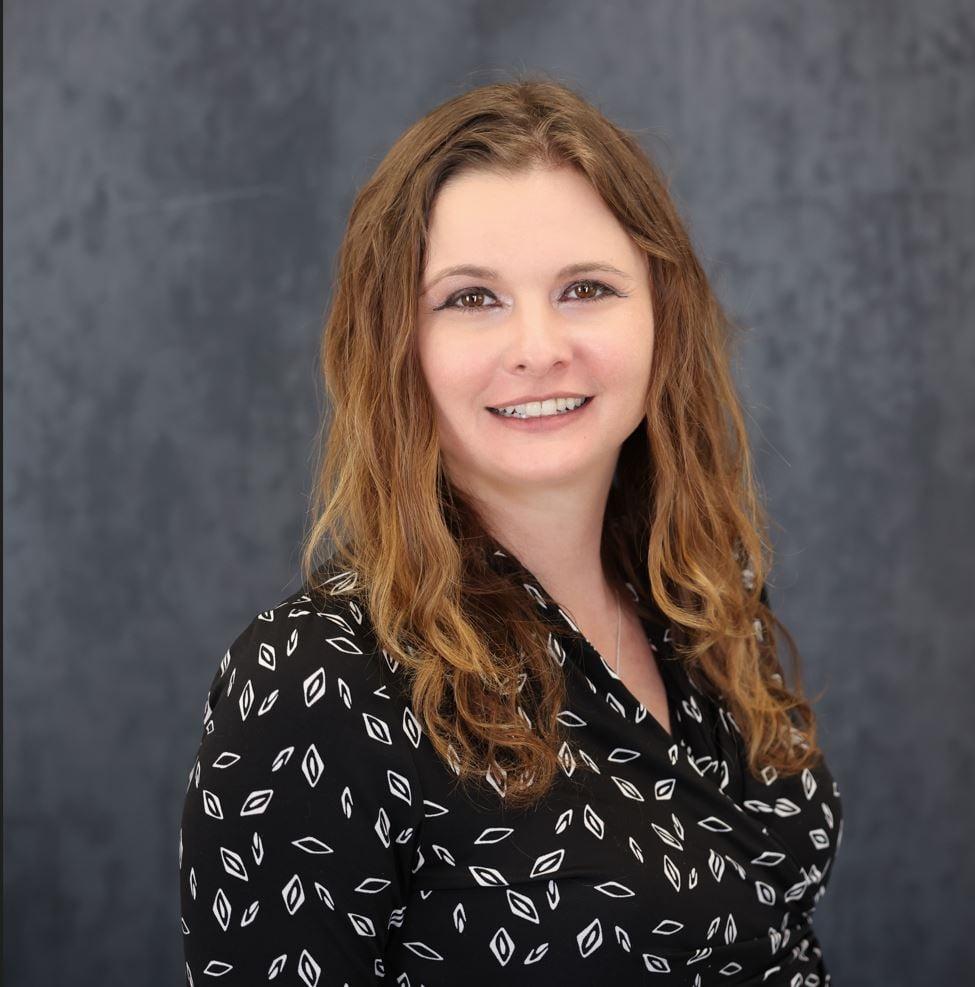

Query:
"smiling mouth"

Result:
[[486, 395, 594, 419]]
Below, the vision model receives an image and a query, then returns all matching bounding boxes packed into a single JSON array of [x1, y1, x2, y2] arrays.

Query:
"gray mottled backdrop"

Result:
[[4, 1, 973, 983]]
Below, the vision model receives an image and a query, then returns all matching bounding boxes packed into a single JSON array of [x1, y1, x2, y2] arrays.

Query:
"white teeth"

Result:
[[492, 396, 589, 419]]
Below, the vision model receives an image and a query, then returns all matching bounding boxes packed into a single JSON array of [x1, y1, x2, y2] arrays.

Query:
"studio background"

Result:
[[4, 1, 973, 983]]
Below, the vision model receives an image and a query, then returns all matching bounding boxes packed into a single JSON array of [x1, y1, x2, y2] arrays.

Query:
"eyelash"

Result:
[[436, 279, 623, 315]]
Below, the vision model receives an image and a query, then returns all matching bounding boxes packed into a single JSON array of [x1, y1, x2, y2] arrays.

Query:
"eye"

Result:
[[437, 279, 621, 315], [440, 287, 498, 314], [564, 279, 617, 303]]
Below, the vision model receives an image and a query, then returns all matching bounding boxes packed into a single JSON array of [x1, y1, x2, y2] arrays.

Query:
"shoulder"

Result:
[[182, 570, 425, 835], [212, 569, 392, 696], [194, 568, 418, 772], [179, 569, 425, 981]]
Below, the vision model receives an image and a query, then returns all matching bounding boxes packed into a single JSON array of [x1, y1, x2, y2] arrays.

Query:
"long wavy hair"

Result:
[[299, 74, 825, 809]]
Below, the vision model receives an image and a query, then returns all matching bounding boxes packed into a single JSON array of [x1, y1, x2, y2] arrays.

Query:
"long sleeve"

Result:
[[178, 596, 425, 985]]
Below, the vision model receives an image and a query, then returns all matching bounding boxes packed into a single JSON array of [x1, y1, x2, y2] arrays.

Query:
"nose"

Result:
[[502, 298, 574, 374]]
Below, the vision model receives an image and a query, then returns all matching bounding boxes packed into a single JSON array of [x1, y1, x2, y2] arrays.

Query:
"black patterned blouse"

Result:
[[179, 547, 843, 985]]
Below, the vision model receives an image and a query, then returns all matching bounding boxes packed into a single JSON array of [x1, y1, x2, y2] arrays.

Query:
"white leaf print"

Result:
[[257, 642, 276, 670], [291, 836, 334, 855], [708, 848, 725, 882], [239, 790, 271, 820], [651, 822, 683, 850], [267, 747, 292, 773], [583, 804, 605, 839], [773, 798, 801, 817], [219, 846, 248, 881], [296, 948, 320, 987], [323, 635, 363, 655], [489, 926, 516, 965], [469, 865, 508, 887], [529, 849, 565, 879], [607, 747, 640, 763], [506, 888, 540, 923], [594, 881, 635, 898], [546, 880, 560, 909], [286, 624, 301, 652], [387, 769, 412, 804], [282, 874, 305, 914], [300, 745, 324, 788], [431, 843, 455, 866], [474, 826, 514, 844], [238, 680, 254, 720], [362, 712, 392, 745], [212, 888, 231, 931], [313, 881, 335, 910], [403, 939, 443, 960], [577, 917, 603, 957], [302, 668, 326, 707], [201, 790, 223, 820], [202, 960, 233, 976], [558, 741, 577, 777], [402, 705, 422, 747], [610, 776, 645, 802], [663, 854, 681, 892], [654, 778, 676, 800], [256, 689, 278, 716], [375, 807, 391, 848]]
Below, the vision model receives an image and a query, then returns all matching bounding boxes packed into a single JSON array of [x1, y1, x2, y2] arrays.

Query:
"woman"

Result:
[[179, 77, 843, 985]]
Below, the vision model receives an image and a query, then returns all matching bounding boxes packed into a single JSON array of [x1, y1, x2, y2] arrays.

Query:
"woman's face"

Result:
[[416, 164, 654, 501]]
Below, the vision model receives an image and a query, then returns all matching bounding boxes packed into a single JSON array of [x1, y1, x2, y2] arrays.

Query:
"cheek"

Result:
[[616, 320, 654, 381], [586, 325, 652, 389], [418, 328, 489, 411]]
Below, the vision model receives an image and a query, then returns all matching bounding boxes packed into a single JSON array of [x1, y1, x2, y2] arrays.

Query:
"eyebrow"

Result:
[[421, 261, 634, 294]]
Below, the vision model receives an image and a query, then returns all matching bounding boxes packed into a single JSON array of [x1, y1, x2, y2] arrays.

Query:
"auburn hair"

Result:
[[299, 73, 825, 809]]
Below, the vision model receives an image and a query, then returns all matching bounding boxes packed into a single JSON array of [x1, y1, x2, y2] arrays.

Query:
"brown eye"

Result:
[[566, 279, 614, 302], [440, 287, 499, 314]]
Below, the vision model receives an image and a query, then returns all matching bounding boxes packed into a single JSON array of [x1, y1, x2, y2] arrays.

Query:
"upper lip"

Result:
[[486, 392, 592, 408]]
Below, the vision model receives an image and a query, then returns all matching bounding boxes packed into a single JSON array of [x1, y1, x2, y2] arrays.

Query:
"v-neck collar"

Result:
[[484, 542, 685, 746]]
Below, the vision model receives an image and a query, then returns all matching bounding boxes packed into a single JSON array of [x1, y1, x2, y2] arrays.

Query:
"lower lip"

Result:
[[485, 396, 595, 431]]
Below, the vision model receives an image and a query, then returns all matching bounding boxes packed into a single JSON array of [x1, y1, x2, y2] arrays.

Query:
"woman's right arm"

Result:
[[178, 601, 425, 984]]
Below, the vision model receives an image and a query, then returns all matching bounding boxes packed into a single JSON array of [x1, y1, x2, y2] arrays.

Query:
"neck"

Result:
[[446, 451, 624, 630], [480, 502, 619, 633]]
